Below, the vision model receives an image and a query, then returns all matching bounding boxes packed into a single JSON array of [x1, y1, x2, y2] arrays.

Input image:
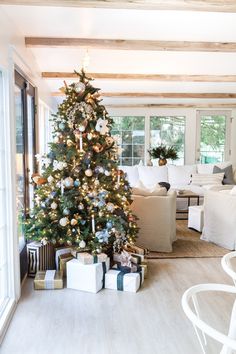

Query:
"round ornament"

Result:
[[107, 202, 115, 212], [63, 208, 70, 216], [96, 248, 102, 254], [64, 177, 74, 188], [85, 168, 93, 177], [74, 179, 80, 187], [51, 202, 58, 210], [104, 170, 110, 176], [79, 240, 86, 248], [74, 82, 85, 94], [78, 125, 86, 132], [93, 143, 103, 153], [47, 175, 54, 183], [59, 122, 66, 130], [59, 217, 68, 227], [106, 221, 113, 229], [87, 133, 93, 140], [67, 139, 74, 147], [54, 136, 60, 143], [78, 203, 84, 210], [94, 179, 100, 186], [67, 240, 72, 246], [71, 219, 78, 226]]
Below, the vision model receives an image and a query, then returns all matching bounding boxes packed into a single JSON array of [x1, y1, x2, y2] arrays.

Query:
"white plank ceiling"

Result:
[[2, 4, 236, 106]]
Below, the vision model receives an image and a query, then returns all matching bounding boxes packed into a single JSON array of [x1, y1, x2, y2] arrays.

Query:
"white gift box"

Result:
[[66, 258, 110, 293], [77, 252, 108, 265], [112, 264, 145, 285], [105, 269, 142, 293]]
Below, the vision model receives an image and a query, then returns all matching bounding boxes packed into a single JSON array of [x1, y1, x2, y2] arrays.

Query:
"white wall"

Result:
[[107, 107, 236, 166]]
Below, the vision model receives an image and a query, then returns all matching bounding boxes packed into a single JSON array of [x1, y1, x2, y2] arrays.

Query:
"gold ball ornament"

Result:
[[93, 143, 103, 153], [71, 219, 78, 226], [85, 168, 93, 177]]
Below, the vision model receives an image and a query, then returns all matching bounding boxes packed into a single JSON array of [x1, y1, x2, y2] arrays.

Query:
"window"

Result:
[[111, 116, 145, 166], [196, 110, 231, 164], [150, 116, 185, 165], [38, 100, 53, 158], [14, 71, 36, 253]]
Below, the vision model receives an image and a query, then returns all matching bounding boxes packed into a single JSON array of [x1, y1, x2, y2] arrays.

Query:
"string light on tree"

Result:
[[24, 70, 138, 254]]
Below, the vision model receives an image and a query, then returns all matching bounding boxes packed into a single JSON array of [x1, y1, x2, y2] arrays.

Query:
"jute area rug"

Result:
[[147, 220, 229, 259]]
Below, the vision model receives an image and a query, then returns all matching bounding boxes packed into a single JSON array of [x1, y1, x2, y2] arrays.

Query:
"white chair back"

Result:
[[182, 283, 236, 354], [221, 251, 236, 286]]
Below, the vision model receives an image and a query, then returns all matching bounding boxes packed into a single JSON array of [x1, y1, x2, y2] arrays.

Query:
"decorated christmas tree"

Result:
[[25, 70, 138, 254]]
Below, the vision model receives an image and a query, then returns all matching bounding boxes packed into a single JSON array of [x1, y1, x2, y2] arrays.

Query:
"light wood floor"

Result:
[[0, 258, 235, 354]]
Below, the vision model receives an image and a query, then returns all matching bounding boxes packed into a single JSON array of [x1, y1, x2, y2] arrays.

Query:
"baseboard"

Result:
[[0, 299, 17, 345]]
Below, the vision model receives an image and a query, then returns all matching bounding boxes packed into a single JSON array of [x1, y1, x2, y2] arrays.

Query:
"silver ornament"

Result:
[[85, 169, 93, 177], [79, 240, 86, 248], [64, 177, 74, 188], [74, 82, 85, 94]]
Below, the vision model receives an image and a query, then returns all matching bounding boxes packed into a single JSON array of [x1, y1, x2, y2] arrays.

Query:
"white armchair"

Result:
[[130, 190, 176, 252], [201, 190, 236, 250]]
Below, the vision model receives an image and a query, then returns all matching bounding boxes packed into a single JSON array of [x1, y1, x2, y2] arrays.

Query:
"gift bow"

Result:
[[120, 250, 132, 268]]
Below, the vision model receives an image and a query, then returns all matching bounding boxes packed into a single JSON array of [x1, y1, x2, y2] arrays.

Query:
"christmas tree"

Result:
[[25, 70, 138, 254]]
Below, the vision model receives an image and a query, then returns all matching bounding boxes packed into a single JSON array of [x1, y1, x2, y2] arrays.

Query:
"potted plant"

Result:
[[148, 145, 179, 166]]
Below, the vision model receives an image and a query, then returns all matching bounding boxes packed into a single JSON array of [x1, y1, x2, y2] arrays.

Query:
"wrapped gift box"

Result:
[[59, 253, 73, 277], [113, 252, 146, 266], [77, 252, 108, 265], [113, 263, 144, 284], [71, 248, 90, 258], [34, 270, 63, 290], [124, 243, 149, 256], [55, 247, 72, 270], [27, 241, 55, 277], [105, 269, 142, 293], [67, 258, 110, 293]]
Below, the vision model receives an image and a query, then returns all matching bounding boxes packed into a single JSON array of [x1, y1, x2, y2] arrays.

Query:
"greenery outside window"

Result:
[[111, 116, 145, 166], [150, 116, 185, 165], [197, 111, 230, 164]]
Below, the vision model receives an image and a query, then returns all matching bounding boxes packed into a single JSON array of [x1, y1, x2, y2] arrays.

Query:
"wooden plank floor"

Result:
[[0, 258, 234, 354]]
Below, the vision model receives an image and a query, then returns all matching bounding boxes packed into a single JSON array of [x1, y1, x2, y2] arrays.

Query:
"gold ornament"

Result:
[[93, 143, 103, 153]]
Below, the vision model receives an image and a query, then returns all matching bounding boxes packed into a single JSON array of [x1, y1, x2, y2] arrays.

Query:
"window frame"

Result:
[[196, 110, 231, 164]]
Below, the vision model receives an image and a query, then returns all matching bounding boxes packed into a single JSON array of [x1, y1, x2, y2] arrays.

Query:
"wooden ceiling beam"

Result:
[[2, 1, 236, 13], [42, 72, 236, 82], [25, 37, 236, 52], [52, 92, 236, 99], [106, 104, 236, 108]]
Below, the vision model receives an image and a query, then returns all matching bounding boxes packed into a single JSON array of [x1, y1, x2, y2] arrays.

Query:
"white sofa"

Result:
[[131, 191, 176, 252], [121, 162, 235, 210], [201, 189, 236, 250]]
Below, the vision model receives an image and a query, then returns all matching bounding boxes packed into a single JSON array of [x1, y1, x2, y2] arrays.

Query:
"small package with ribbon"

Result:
[[59, 253, 73, 277], [55, 247, 72, 270], [114, 250, 138, 273], [77, 252, 108, 265], [34, 270, 63, 290], [67, 258, 110, 293], [113, 251, 146, 266], [70, 248, 90, 258], [105, 267, 142, 293], [124, 243, 149, 256], [113, 263, 144, 284]]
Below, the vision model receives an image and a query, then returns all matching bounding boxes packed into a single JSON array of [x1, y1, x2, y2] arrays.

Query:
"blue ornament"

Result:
[[45, 197, 50, 204], [106, 221, 113, 229], [51, 191, 57, 198], [98, 200, 105, 208], [63, 208, 70, 215], [80, 220, 86, 225], [95, 229, 110, 244], [59, 123, 65, 130], [74, 179, 80, 187], [41, 202, 46, 209]]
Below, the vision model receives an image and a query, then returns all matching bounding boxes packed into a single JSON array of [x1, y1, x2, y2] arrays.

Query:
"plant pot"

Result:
[[158, 158, 167, 166]]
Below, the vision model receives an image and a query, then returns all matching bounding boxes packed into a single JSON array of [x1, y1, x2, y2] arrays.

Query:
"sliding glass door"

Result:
[[14, 71, 36, 277]]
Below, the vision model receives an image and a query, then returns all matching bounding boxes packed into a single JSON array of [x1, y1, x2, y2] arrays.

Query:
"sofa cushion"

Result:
[[191, 172, 224, 186], [137, 166, 168, 188], [230, 186, 236, 195], [132, 180, 167, 196], [120, 166, 139, 187], [197, 161, 231, 174], [168, 164, 197, 186], [213, 164, 235, 185]]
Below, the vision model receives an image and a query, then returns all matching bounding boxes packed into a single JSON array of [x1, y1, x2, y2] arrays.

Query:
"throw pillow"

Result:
[[191, 173, 224, 186], [137, 166, 168, 188], [158, 182, 171, 191], [167, 164, 197, 186], [132, 180, 167, 196], [197, 161, 232, 174], [213, 165, 235, 185]]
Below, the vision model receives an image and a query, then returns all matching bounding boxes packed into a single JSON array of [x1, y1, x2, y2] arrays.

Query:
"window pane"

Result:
[[111, 116, 145, 166], [150, 116, 185, 165], [200, 115, 226, 164], [15, 85, 25, 243]]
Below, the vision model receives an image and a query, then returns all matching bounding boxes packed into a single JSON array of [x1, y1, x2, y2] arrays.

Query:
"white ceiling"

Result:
[[2, 4, 236, 106]]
